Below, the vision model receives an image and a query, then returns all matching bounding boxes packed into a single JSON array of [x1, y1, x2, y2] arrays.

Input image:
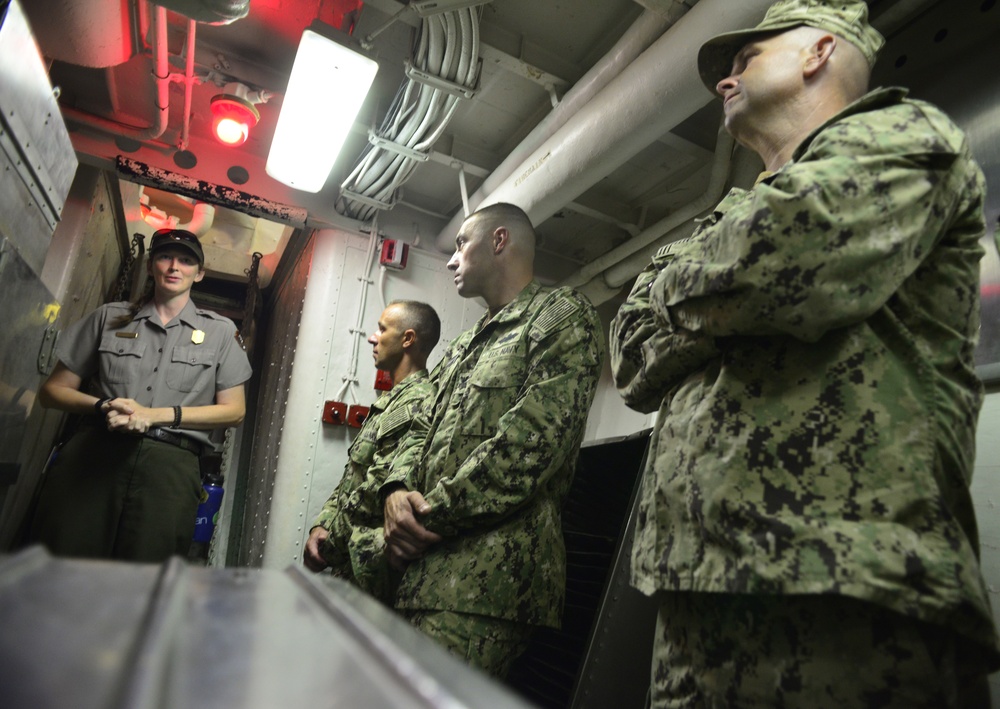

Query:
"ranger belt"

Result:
[[143, 427, 203, 455]]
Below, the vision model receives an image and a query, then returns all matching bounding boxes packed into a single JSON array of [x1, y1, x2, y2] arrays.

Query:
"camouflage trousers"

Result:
[[651, 592, 990, 709], [402, 609, 533, 679], [321, 524, 399, 607]]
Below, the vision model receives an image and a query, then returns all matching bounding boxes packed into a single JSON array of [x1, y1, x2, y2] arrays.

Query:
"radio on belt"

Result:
[[379, 239, 408, 270]]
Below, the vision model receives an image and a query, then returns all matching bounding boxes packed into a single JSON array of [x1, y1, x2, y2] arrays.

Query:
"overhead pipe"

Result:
[[563, 201, 642, 237], [138, 190, 216, 236], [433, 8, 676, 250], [60, 4, 171, 140], [179, 18, 198, 150], [562, 126, 735, 293], [177, 201, 216, 236], [571, 178, 730, 305], [647, 0, 698, 23], [441, 0, 937, 303], [148, 3, 170, 139], [140, 205, 178, 231], [432, 0, 776, 253], [561, 0, 923, 304]]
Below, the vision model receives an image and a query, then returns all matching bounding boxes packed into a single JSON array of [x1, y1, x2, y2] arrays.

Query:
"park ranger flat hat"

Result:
[[697, 0, 885, 94], [150, 228, 205, 266]]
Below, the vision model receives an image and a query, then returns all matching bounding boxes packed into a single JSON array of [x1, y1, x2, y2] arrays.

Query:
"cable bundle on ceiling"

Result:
[[337, 6, 481, 222]]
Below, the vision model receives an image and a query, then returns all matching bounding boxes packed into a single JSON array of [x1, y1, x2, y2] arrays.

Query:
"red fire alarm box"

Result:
[[379, 239, 408, 270], [374, 370, 393, 391], [322, 401, 347, 425], [347, 404, 369, 428]]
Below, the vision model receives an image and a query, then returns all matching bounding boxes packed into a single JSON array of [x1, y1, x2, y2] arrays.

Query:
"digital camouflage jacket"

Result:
[[611, 87, 999, 657], [313, 369, 433, 602], [382, 281, 604, 627]]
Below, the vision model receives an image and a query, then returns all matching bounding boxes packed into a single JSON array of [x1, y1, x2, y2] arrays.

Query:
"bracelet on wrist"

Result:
[[94, 397, 113, 415], [170, 405, 182, 428]]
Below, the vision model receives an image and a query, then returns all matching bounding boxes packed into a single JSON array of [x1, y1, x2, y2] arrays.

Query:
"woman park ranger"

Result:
[[28, 228, 252, 562]]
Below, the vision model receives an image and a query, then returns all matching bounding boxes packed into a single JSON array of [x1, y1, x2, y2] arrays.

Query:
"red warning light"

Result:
[[210, 94, 260, 147]]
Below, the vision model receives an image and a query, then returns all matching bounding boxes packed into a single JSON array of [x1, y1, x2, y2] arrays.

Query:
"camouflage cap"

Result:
[[697, 0, 885, 94]]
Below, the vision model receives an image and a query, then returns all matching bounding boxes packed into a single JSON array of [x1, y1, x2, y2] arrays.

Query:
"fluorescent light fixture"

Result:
[[266, 30, 378, 193]]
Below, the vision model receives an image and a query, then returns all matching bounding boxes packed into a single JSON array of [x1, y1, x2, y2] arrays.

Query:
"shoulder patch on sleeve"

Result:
[[529, 293, 579, 341], [377, 404, 414, 439], [655, 234, 699, 262]]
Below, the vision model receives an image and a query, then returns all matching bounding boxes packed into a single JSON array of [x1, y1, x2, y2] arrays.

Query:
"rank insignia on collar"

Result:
[[191, 330, 205, 345]]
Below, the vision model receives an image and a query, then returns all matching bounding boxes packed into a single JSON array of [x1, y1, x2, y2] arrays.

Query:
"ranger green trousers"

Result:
[[29, 426, 202, 562]]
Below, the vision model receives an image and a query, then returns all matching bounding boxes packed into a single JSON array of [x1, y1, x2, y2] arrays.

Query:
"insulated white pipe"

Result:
[[339, 218, 382, 403], [147, 2, 170, 138], [433, 0, 775, 251], [179, 19, 197, 151], [378, 265, 389, 312], [177, 202, 216, 237], [433, 8, 674, 250], [458, 166, 470, 217], [561, 126, 735, 291]]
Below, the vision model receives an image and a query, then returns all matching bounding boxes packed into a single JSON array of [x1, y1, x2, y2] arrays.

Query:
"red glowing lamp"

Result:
[[210, 93, 260, 146]]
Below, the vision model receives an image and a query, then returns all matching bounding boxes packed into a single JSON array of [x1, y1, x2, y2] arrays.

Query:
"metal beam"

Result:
[[563, 201, 641, 237], [478, 43, 571, 94]]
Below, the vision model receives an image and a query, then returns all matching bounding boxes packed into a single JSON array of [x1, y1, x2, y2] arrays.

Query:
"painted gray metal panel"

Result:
[[872, 9, 1000, 700], [567, 431, 657, 709], [869, 0, 1000, 382], [0, 546, 537, 709], [504, 430, 654, 709], [0, 239, 58, 492], [0, 0, 78, 275], [971, 393, 1000, 707], [230, 232, 314, 567]]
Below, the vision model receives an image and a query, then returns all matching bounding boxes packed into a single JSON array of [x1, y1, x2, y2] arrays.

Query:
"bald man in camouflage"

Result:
[[379, 203, 604, 678], [303, 300, 439, 605], [611, 1, 1000, 706]]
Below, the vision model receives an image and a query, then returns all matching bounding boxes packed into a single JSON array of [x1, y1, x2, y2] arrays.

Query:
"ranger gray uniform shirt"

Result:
[[57, 299, 252, 446]]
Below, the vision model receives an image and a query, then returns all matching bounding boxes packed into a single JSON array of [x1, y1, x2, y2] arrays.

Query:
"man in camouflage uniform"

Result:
[[379, 203, 604, 678], [303, 300, 439, 605], [610, 1, 1000, 706]]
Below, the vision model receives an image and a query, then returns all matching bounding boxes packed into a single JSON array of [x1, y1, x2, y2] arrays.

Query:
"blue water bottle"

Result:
[[193, 473, 225, 543]]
